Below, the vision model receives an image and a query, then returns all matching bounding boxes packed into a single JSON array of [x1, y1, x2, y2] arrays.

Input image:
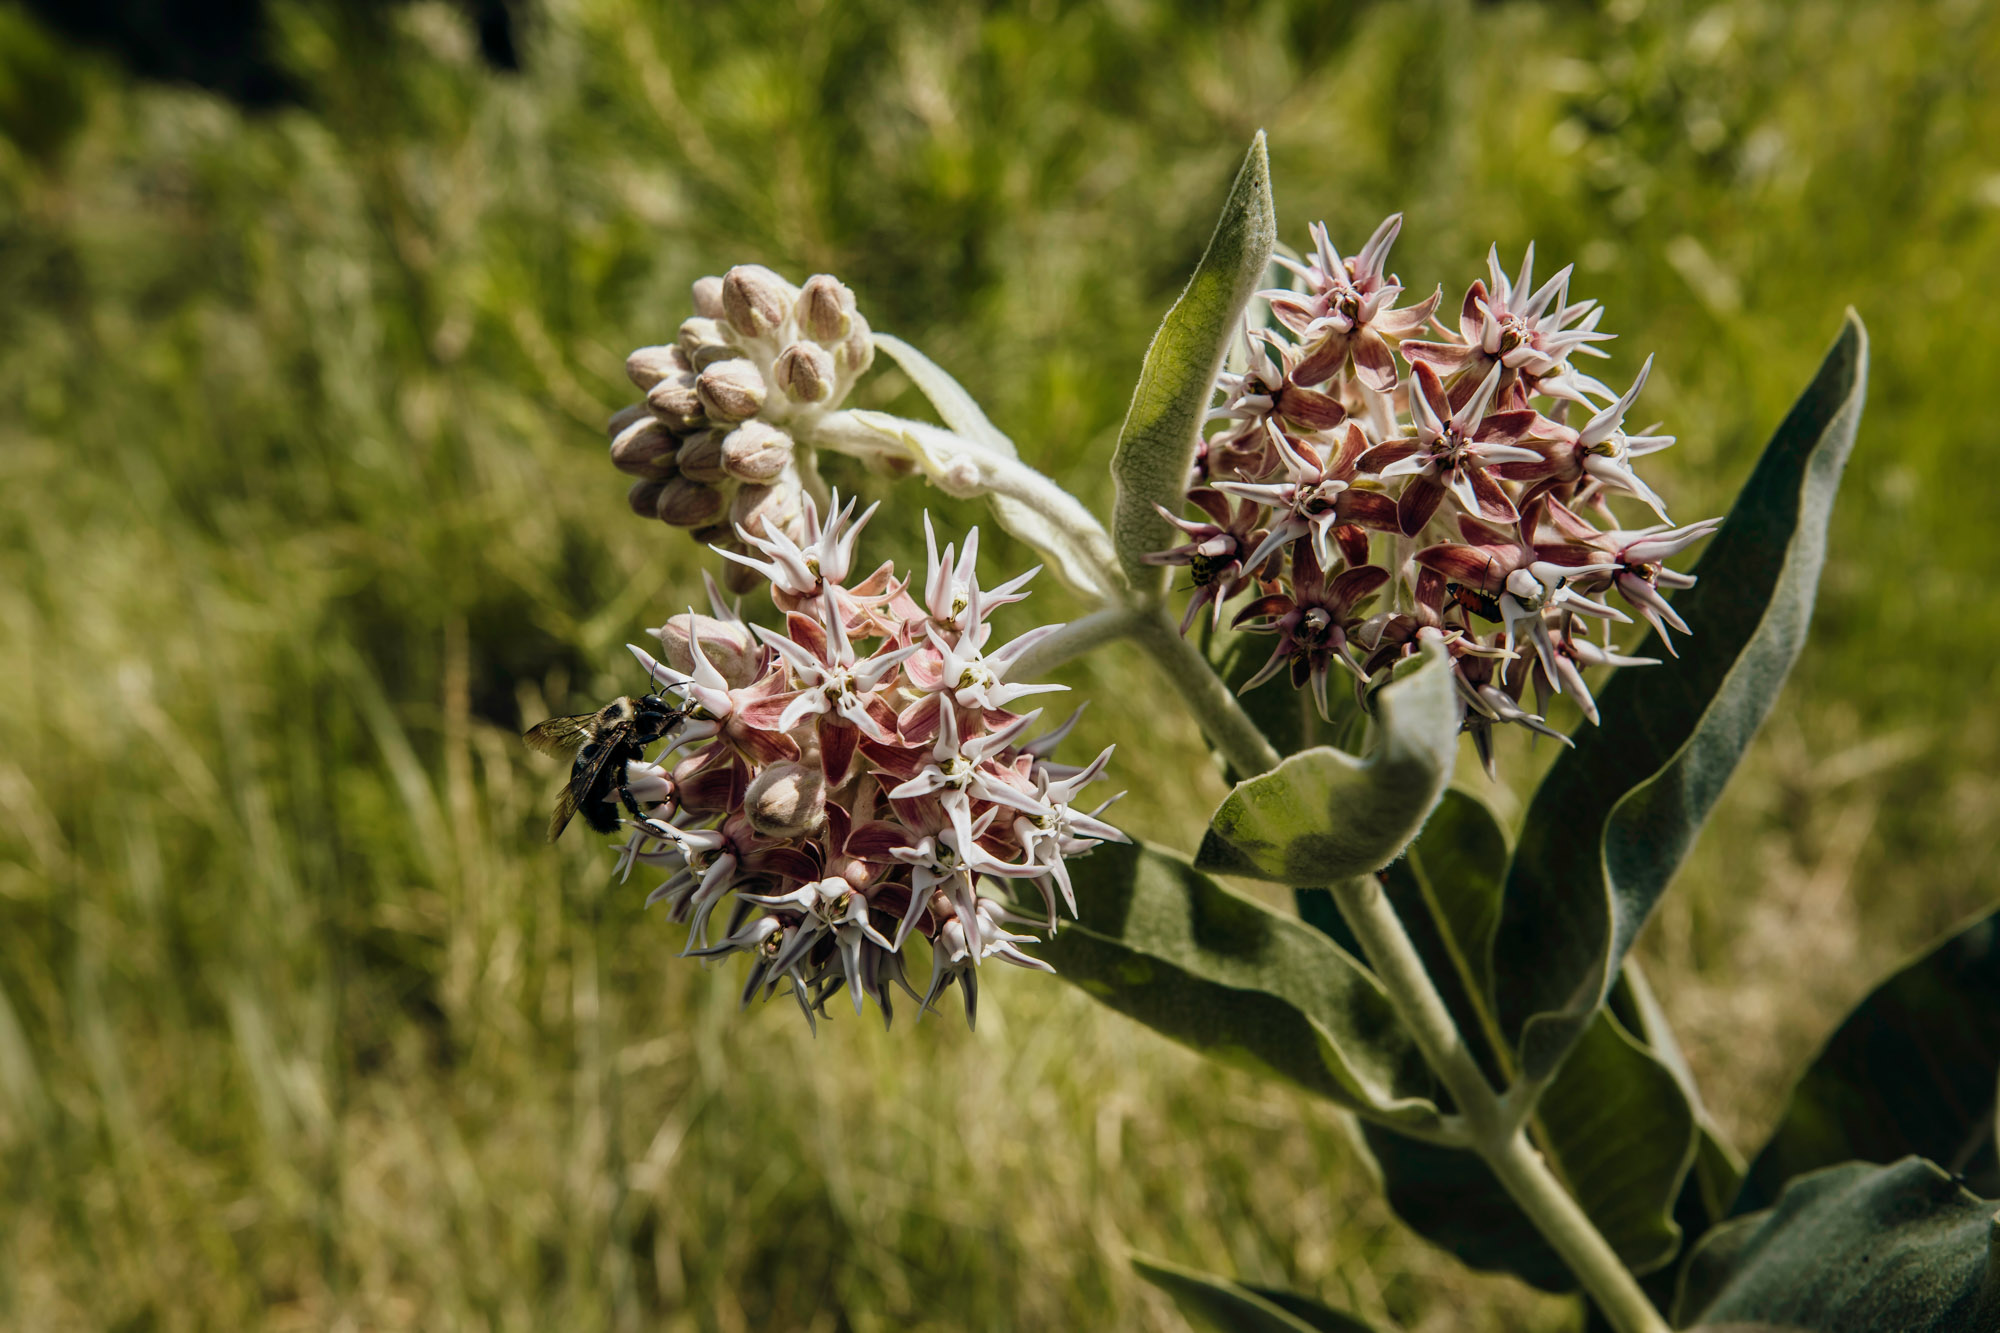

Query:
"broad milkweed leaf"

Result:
[[1132, 1256, 1388, 1333], [1496, 312, 1868, 1083], [1112, 133, 1275, 595], [1032, 840, 1441, 1133], [1196, 644, 1458, 885], [1674, 1158, 2000, 1331], [1735, 907, 2000, 1214]]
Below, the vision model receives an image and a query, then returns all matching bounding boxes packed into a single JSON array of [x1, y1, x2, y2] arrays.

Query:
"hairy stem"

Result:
[[1128, 611, 1281, 778], [1330, 875, 1669, 1333], [1007, 607, 1142, 681]]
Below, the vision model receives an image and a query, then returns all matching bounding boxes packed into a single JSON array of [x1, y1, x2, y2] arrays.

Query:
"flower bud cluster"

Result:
[[611, 496, 1124, 1029], [608, 266, 877, 593], [1150, 216, 1719, 774]]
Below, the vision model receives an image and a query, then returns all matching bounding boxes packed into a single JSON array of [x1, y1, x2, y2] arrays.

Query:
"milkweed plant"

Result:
[[535, 134, 2000, 1332]]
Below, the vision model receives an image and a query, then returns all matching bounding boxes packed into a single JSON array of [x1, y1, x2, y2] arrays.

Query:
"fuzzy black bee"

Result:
[[524, 692, 689, 840]]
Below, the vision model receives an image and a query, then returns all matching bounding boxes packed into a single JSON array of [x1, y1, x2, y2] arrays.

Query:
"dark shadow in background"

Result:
[[14, 0, 519, 107]]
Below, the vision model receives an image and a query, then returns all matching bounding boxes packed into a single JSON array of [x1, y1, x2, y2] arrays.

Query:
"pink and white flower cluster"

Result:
[[614, 496, 1123, 1028], [1150, 216, 1719, 773]]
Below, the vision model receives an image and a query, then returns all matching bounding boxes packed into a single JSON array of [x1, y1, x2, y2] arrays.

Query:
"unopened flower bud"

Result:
[[625, 344, 690, 391], [657, 612, 761, 688], [837, 311, 875, 376], [678, 317, 738, 369], [674, 429, 730, 483], [607, 402, 649, 439], [655, 477, 726, 528], [626, 476, 669, 518], [610, 417, 681, 478], [730, 479, 802, 542], [745, 761, 826, 839], [647, 372, 706, 431], [691, 275, 726, 320], [772, 341, 835, 405], [796, 274, 855, 344], [720, 420, 795, 483], [696, 358, 767, 423], [721, 264, 794, 339]]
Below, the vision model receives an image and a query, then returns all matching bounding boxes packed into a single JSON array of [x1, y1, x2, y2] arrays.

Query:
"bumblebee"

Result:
[[524, 692, 689, 840]]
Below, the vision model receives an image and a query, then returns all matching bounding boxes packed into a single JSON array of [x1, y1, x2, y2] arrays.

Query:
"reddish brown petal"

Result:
[[1351, 328, 1399, 393], [1466, 466, 1520, 525], [1329, 422, 1371, 478], [786, 611, 829, 663], [1292, 329, 1352, 386], [858, 736, 925, 780], [1356, 437, 1422, 472], [1416, 542, 1507, 590], [1458, 280, 1489, 344], [1335, 524, 1372, 568], [1341, 490, 1401, 532], [757, 847, 821, 882], [1456, 515, 1515, 547], [1400, 340, 1479, 376], [820, 720, 858, 787], [1231, 593, 1297, 628], [1374, 286, 1442, 336], [1267, 295, 1316, 335], [736, 690, 800, 729], [1327, 565, 1391, 616], [734, 721, 800, 766], [677, 757, 747, 813], [846, 820, 915, 860], [1474, 409, 1541, 445], [1397, 475, 1447, 536], [896, 692, 943, 744], [1277, 385, 1348, 431], [1189, 486, 1233, 527]]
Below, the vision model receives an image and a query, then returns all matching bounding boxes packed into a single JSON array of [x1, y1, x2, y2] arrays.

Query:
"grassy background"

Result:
[[2, 0, 1998, 1328]]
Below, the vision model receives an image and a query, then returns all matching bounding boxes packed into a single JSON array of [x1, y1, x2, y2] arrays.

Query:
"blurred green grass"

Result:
[[1, 0, 1997, 1328]]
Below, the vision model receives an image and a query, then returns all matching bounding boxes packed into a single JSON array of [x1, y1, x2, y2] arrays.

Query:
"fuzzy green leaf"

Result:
[[1111, 133, 1275, 594], [1195, 644, 1458, 885], [1132, 1256, 1387, 1333], [1033, 841, 1439, 1131], [1496, 312, 1869, 1082], [1674, 1158, 2000, 1331], [1736, 907, 2000, 1214]]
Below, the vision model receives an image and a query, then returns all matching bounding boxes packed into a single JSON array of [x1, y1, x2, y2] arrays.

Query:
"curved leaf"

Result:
[[1196, 645, 1459, 885], [1674, 1159, 2000, 1331], [1112, 133, 1275, 594], [1033, 840, 1439, 1131], [1133, 1256, 1386, 1333], [1365, 1006, 1697, 1290], [1736, 907, 2000, 1215], [1496, 312, 1869, 1081], [872, 332, 1018, 458], [872, 332, 1122, 596]]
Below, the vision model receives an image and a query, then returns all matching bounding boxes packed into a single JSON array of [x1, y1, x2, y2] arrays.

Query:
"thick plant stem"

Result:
[[1007, 606, 1141, 681], [1129, 611, 1281, 778], [1329, 876, 1669, 1333]]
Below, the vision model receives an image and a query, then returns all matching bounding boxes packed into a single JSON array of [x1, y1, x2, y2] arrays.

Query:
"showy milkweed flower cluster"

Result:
[[615, 495, 1124, 1029], [1150, 216, 1720, 772]]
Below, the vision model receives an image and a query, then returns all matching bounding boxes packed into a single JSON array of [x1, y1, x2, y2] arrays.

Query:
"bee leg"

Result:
[[618, 782, 647, 822]]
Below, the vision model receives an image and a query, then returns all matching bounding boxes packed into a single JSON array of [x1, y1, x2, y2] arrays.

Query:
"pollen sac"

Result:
[[746, 761, 826, 839], [720, 421, 795, 484], [655, 477, 726, 529], [721, 264, 795, 339], [772, 342, 835, 405], [695, 358, 768, 423], [797, 274, 856, 344], [610, 417, 681, 479], [625, 344, 689, 392]]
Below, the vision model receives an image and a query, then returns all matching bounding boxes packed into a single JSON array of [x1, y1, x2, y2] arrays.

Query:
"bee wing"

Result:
[[547, 783, 581, 842], [556, 736, 631, 838], [524, 712, 594, 756]]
